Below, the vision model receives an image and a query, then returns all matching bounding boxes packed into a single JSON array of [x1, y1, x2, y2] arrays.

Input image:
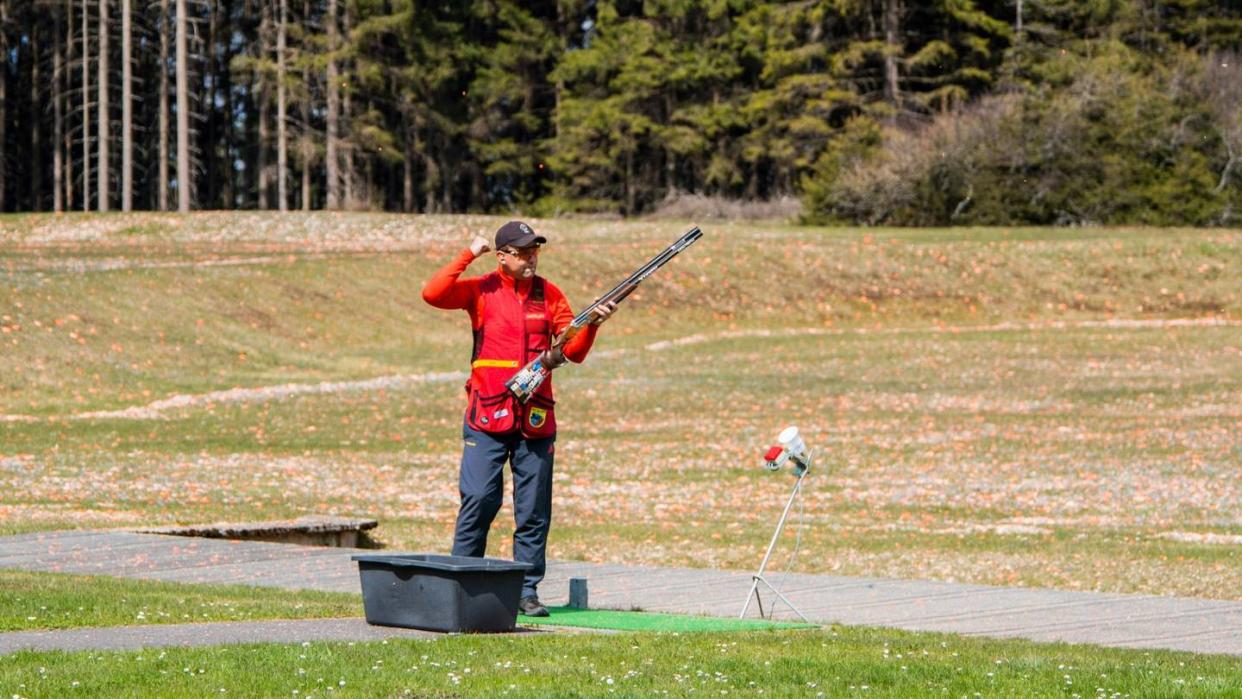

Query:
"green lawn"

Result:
[[4, 564, 1241, 697], [3, 626, 1242, 697], [0, 570, 359, 633]]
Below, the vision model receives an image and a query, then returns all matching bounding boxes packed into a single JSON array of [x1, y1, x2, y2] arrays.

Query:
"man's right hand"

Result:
[[469, 235, 492, 258]]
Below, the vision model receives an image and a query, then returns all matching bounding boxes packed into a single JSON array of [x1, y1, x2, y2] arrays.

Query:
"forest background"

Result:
[[1, 0, 1241, 226]]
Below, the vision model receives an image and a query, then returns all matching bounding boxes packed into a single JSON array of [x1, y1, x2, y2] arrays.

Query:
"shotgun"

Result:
[[505, 226, 704, 403]]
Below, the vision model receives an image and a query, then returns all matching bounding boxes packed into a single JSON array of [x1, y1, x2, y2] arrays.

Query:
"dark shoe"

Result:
[[519, 595, 549, 617]]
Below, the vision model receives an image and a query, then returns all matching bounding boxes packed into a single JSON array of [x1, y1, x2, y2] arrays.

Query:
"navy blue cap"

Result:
[[494, 221, 547, 250]]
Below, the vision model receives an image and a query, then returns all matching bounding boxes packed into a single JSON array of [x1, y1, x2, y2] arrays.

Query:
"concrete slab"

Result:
[[137, 515, 378, 548], [0, 531, 158, 561]]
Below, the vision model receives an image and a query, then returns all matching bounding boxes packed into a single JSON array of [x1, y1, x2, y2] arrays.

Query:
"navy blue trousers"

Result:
[[451, 423, 555, 598]]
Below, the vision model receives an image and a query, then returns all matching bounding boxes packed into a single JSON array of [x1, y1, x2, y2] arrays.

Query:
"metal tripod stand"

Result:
[[739, 451, 811, 622]]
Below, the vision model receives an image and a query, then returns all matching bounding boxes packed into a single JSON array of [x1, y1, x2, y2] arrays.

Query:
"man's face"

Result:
[[497, 245, 540, 279]]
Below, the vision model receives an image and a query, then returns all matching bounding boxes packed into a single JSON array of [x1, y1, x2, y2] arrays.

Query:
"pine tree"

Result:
[[466, 1, 563, 209], [347, 0, 411, 210], [830, 0, 1011, 121], [399, 0, 480, 212], [551, 0, 765, 212], [548, 1, 688, 213], [736, 1, 856, 199]]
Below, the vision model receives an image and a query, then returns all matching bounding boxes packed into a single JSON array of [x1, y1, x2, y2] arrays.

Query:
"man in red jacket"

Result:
[[422, 221, 614, 617]]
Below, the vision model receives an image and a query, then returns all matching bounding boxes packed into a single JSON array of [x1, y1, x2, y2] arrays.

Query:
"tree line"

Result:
[[1, 0, 1240, 223]]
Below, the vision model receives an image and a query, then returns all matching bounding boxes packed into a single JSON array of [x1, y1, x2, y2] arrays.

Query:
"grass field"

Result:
[[1, 212, 1239, 601], [4, 625, 1242, 698], [0, 570, 359, 633], [6, 569, 1239, 699]]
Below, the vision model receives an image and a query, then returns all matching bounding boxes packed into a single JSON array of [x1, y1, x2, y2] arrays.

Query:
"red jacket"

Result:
[[422, 248, 597, 436]]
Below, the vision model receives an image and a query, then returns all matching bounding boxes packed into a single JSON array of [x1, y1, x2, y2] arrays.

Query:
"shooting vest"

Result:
[[465, 272, 557, 438]]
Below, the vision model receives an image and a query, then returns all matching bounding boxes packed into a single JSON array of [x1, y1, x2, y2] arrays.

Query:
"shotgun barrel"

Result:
[[568, 226, 703, 330], [505, 226, 704, 403]]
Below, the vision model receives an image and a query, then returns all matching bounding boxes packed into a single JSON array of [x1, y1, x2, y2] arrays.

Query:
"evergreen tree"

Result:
[[400, 0, 480, 212], [0, 0, 1238, 219], [549, 0, 757, 214], [736, 1, 857, 200], [466, 1, 563, 209]]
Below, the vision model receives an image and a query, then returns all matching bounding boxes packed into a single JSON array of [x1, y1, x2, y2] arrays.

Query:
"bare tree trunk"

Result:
[[882, 0, 901, 113], [121, 0, 131, 210], [65, 0, 75, 209], [97, 0, 109, 211], [299, 0, 311, 211], [176, 0, 190, 212], [325, 0, 339, 209], [82, 0, 92, 211], [159, 0, 169, 211], [276, 0, 288, 212], [55, 5, 65, 213], [341, 0, 354, 208]]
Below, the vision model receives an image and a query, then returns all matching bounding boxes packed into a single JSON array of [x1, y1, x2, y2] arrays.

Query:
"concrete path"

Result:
[[2, 530, 1240, 656]]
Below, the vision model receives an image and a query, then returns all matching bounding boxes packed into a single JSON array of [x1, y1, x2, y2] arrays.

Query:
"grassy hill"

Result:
[[1, 212, 1238, 599]]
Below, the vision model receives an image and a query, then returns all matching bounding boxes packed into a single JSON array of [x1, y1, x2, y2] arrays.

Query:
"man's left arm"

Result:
[[546, 284, 612, 364]]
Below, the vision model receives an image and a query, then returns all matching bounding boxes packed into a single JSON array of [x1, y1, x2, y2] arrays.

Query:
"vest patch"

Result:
[[529, 407, 547, 428]]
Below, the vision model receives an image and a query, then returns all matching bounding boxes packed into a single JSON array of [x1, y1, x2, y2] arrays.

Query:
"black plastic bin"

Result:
[[352, 554, 532, 633]]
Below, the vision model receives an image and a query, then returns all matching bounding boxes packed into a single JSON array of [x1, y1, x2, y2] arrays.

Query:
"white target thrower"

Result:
[[763, 426, 812, 475], [743, 426, 814, 622]]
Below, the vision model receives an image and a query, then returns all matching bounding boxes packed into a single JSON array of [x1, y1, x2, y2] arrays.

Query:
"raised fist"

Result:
[[469, 235, 492, 258]]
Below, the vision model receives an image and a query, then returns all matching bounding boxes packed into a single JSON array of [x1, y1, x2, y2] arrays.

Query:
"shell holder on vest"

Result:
[[465, 276, 557, 438]]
